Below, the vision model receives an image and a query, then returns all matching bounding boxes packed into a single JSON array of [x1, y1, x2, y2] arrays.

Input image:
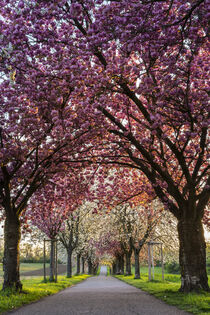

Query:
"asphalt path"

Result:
[[10, 266, 191, 315]]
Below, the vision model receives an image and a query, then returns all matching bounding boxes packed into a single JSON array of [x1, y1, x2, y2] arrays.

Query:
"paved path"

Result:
[[10, 266, 191, 315]]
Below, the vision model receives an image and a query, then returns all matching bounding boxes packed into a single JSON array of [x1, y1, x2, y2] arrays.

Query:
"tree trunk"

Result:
[[81, 257, 85, 274], [76, 253, 81, 275], [134, 248, 140, 279], [88, 258, 92, 275], [116, 256, 121, 274], [112, 262, 116, 275], [49, 239, 55, 282], [93, 263, 98, 275], [122, 255, 125, 274], [177, 219, 209, 292], [125, 252, 132, 275], [3, 213, 22, 291], [66, 249, 72, 278], [120, 254, 124, 275]]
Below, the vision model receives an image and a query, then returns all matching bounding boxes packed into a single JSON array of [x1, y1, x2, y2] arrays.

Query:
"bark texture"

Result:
[[3, 214, 22, 291], [112, 262, 116, 275], [81, 257, 85, 274], [76, 254, 81, 274], [178, 219, 209, 292], [116, 254, 124, 275], [67, 250, 72, 278], [125, 252, 132, 275], [120, 255, 124, 275], [134, 248, 140, 279], [88, 259, 92, 275], [49, 240, 55, 282]]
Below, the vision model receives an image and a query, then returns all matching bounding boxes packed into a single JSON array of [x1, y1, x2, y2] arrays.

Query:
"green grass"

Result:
[[106, 267, 111, 276], [115, 269, 210, 315], [0, 274, 90, 314], [96, 266, 101, 275]]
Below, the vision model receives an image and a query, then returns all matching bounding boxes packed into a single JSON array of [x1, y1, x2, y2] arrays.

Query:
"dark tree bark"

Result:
[[178, 219, 209, 292], [49, 239, 55, 282], [125, 251, 132, 275], [59, 216, 79, 278], [81, 256, 85, 274], [134, 248, 140, 279], [93, 263, 98, 275], [76, 253, 81, 275], [3, 213, 22, 291], [112, 262, 116, 275], [88, 258, 92, 275], [116, 257, 120, 274], [120, 254, 124, 275], [67, 249, 72, 278]]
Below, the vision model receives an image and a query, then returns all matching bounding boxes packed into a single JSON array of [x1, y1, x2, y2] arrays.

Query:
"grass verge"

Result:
[[0, 274, 90, 314], [106, 267, 111, 276], [115, 274, 210, 315]]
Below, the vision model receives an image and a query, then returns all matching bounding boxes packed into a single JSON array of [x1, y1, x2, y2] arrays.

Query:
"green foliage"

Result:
[[20, 258, 63, 264], [0, 275, 90, 314], [115, 273, 210, 315], [165, 261, 180, 274], [20, 257, 50, 263]]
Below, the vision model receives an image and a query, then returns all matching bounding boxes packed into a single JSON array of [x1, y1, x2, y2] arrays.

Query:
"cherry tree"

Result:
[[95, 234, 123, 275], [46, 0, 209, 292], [1, 0, 209, 292], [0, 68, 91, 289], [28, 182, 68, 281], [29, 170, 93, 278], [0, 1, 97, 289], [59, 212, 80, 278]]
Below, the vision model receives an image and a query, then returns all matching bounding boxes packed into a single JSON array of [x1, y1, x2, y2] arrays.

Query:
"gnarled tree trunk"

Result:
[[178, 219, 209, 292], [3, 212, 22, 291], [67, 249, 72, 278]]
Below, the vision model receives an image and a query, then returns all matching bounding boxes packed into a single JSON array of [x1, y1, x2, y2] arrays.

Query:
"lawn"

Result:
[[115, 266, 210, 315], [0, 274, 90, 314]]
